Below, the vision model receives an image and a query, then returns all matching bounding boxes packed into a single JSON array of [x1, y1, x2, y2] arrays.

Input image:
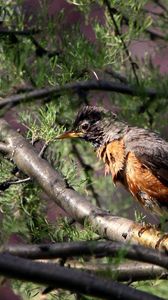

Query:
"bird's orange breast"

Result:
[[97, 139, 168, 215], [125, 152, 168, 200], [97, 139, 125, 183]]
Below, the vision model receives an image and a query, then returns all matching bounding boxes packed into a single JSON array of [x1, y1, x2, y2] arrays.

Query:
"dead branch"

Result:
[[0, 178, 31, 192], [0, 119, 168, 250], [4, 240, 168, 269], [0, 253, 164, 300], [0, 80, 164, 108], [67, 261, 168, 282]]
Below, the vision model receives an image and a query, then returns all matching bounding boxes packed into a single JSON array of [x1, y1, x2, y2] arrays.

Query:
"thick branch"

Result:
[[0, 253, 163, 300], [4, 240, 168, 269], [0, 119, 168, 250], [0, 80, 164, 108]]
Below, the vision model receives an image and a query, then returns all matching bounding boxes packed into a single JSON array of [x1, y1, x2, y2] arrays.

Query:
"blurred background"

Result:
[[0, 0, 168, 299]]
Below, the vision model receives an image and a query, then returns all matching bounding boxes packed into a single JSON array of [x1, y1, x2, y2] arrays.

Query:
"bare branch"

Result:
[[4, 240, 168, 269], [68, 261, 168, 282], [8, 177, 31, 184], [38, 142, 49, 158], [0, 177, 30, 192], [0, 253, 164, 300], [0, 80, 164, 109], [0, 119, 168, 250]]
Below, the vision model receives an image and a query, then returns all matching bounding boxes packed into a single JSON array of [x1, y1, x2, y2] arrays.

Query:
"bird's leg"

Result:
[[135, 192, 157, 236], [155, 233, 168, 250], [138, 224, 156, 237]]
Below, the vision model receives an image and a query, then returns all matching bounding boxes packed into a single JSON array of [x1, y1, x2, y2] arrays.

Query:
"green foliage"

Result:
[[20, 102, 65, 143], [1, 0, 168, 299], [54, 218, 98, 242], [133, 280, 168, 299]]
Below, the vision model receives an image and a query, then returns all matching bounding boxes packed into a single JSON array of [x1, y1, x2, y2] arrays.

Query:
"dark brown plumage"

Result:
[[57, 106, 168, 217]]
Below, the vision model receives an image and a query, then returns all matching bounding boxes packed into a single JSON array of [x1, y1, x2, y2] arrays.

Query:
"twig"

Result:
[[103, 0, 139, 85], [0, 253, 163, 300], [104, 68, 128, 84], [0, 80, 164, 109], [8, 177, 31, 184], [29, 36, 61, 58], [0, 28, 41, 36], [72, 143, 102, 208], [1, 27, 61, 59], [38, 142, 49, 158], [0, 177, 31, 192]]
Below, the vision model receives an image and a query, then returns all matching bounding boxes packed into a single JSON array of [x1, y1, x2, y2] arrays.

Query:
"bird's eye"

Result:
[[81, 122, 90, 131]]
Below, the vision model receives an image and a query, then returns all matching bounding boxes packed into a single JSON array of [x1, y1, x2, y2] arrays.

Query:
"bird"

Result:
[[57, 105, 168, 217]]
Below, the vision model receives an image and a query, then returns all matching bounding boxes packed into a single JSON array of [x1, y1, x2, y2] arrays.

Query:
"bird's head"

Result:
[[57, 106, 124, 148]]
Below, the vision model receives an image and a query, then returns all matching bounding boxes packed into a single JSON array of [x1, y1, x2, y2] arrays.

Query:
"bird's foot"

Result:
[[155, 233, 168, 250], [138, 223, 157, 237]]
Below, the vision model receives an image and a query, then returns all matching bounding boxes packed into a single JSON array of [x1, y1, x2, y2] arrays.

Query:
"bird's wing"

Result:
[[124, 128, 168, 185]]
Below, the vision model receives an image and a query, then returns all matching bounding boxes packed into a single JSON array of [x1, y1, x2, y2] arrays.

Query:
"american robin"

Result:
[[57, 106, 168, 217]]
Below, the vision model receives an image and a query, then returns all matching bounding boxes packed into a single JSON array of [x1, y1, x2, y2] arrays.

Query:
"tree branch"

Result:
[[3, 240, 168, 269], [0, 119, 167, 250], [67, 261, 168, 282], [0, 80, 164, 108], [0, 177, 31, 192], [0, 253, 164, 300]]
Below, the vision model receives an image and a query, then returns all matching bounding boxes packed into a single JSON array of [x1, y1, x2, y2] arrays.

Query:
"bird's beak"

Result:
[[56, 131, 84, 139]]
